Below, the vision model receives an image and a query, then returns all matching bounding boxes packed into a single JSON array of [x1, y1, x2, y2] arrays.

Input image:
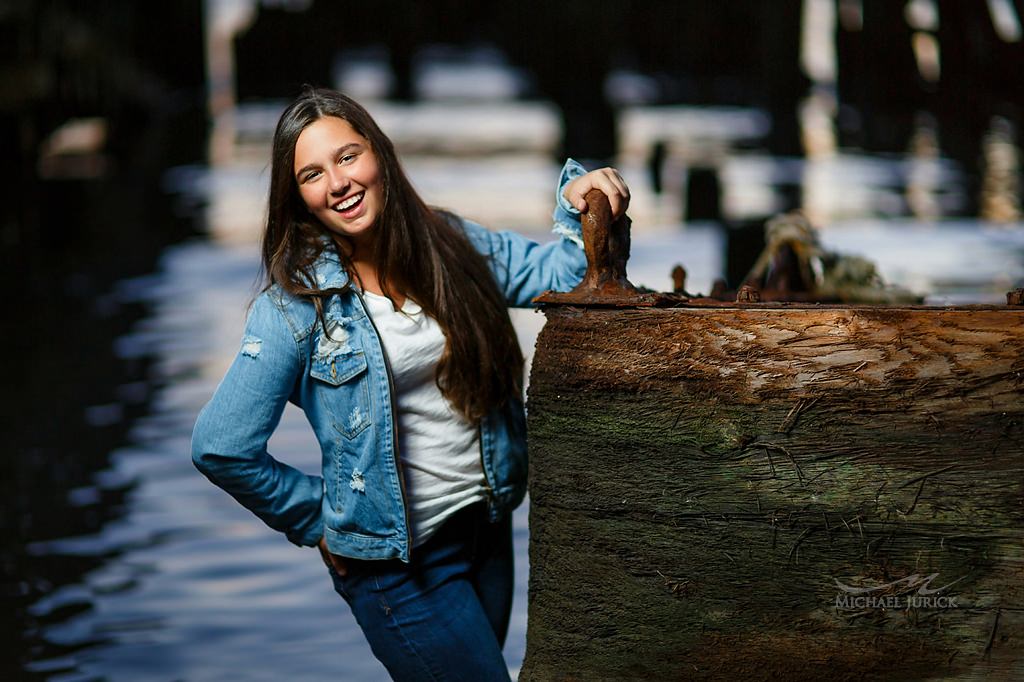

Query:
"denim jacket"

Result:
[[191, 159, 587, 562]]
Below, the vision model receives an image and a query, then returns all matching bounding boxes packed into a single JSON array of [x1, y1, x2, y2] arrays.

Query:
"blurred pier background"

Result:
[[3, 1, 1023, 679]]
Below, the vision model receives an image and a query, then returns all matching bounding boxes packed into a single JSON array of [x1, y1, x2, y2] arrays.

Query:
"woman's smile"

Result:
[[333, 191, 364, 214]]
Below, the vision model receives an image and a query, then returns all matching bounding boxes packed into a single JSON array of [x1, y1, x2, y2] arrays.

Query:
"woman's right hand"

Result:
[[563, 167, 631, 219], [318, 537, 349, 577]]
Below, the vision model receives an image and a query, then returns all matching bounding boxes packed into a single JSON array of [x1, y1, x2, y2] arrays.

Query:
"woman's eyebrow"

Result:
[[295, 143, 363, 178]]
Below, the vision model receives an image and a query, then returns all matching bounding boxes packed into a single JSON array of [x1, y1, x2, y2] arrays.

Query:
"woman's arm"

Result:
[[466, 158, 631, 306], [191, 291, 324, 547]]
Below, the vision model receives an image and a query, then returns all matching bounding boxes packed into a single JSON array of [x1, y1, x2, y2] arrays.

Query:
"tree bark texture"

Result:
[[522, 304, 1023, 681]]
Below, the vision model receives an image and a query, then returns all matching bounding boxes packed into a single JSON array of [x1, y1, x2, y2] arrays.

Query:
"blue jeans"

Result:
[[328, 502, 514, 681]]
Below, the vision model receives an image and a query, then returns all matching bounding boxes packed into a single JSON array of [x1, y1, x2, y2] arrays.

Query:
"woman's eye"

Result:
[[340, 154, 355, 164], [303, 171, 320, 183]]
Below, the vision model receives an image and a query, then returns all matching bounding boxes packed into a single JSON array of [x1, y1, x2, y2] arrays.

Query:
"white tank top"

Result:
[[361, 290, 486, 546]]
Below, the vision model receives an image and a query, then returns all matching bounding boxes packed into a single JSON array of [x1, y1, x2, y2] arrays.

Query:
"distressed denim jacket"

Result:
[[191, 159, 587, 562]]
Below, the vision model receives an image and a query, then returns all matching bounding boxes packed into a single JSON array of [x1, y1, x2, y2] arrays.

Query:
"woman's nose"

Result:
[[326, 167, 349, 194]]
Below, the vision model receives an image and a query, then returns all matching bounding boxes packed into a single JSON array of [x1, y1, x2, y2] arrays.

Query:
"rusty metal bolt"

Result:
[[671, 264, 687, 294], [567, 188, 637, 299], [736, 284, 761, 303], [1008, 288, 1024, 306]]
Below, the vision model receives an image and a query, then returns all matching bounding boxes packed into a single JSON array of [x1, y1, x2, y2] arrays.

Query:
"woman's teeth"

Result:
[[335, 192, 364, 211]]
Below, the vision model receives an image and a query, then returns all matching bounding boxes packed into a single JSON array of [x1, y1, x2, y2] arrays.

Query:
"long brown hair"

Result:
[[262, 86, 524, 422]]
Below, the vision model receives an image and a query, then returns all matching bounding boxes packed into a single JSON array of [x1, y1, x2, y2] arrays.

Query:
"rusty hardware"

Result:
[[1008, 288, 1024, 306], [534, 188, 656, 306], [570, 188, 638, 299], [736, 284, 761, 303], [671, 264, 692, 296]]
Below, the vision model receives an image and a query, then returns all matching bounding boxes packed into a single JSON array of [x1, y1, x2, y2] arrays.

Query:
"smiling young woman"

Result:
[[191, 86, 629, 681]]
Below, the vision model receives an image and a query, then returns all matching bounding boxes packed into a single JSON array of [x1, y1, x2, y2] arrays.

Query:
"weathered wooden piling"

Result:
[[521, 196, 1024, 680]]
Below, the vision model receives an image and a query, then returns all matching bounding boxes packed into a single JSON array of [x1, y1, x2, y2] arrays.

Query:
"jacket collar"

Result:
[[310, 240, 352, 290]]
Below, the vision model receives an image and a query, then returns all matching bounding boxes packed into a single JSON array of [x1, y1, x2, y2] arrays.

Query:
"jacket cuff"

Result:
[[285, 481, 325, 548], [552, 158, 585, 248], [287, 516, 325, 548]]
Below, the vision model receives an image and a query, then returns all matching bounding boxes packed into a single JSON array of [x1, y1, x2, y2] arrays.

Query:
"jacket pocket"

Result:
[[310, 350, 367, 385], [310, 350, 373, 439]]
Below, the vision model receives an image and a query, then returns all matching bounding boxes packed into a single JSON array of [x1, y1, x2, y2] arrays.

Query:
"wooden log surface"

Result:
[[522, 305, 1024, 681]]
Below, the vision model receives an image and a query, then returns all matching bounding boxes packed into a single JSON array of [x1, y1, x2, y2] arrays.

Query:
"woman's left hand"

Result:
[[563, 167, 631, 219], [318, 537, 348, 577]]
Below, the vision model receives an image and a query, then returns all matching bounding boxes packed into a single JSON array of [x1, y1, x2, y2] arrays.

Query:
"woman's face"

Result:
[[293, 116, 383, 247]]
